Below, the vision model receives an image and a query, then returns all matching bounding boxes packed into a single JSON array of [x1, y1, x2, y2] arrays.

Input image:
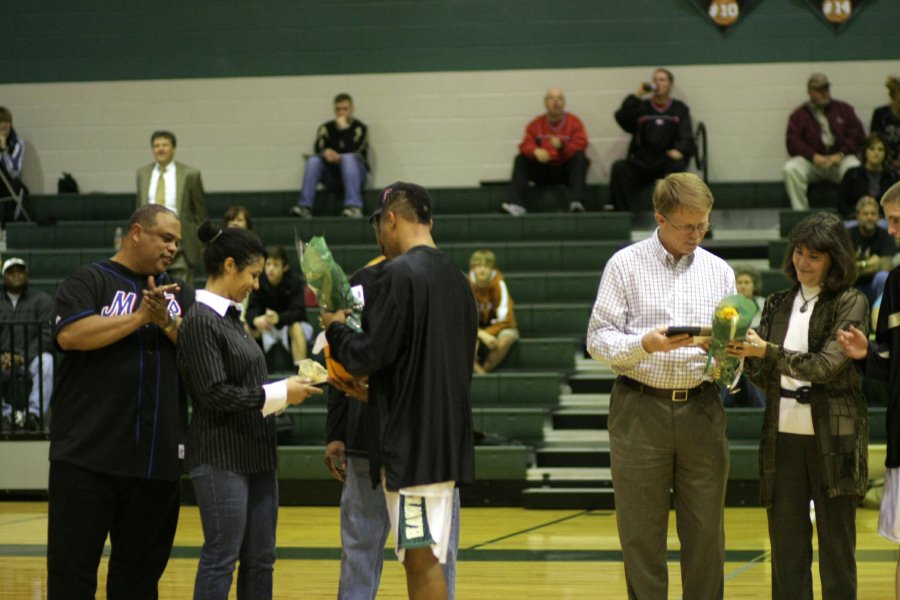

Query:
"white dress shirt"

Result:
[[587, 229, 736, 389], [149, 162, 178, 214]]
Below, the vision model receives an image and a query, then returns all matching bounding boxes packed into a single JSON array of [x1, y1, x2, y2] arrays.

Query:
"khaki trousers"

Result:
[[609, 380, 729, 600]]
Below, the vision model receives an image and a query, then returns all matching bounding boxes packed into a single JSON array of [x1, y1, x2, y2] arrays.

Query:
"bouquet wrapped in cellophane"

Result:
[[703, 294, 759, 390], [297, 233, 364, 386], [297, 234, 362, 331]]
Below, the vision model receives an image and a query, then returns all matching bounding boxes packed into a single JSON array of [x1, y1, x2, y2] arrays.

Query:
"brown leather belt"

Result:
[[617, 376, 711, 402]]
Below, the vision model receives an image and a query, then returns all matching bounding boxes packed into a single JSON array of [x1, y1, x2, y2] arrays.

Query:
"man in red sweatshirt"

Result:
[[502, 88, 589, 216]]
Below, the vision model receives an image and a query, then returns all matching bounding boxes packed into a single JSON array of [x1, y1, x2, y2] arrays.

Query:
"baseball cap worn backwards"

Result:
[[370, 182, 433, 224]]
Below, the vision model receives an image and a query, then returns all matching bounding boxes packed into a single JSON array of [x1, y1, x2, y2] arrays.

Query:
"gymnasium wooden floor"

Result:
[[1, 502, 896, 599]]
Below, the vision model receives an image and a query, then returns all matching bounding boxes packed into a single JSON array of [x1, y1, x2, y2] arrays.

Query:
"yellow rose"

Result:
[[717, 306, 738, 320]]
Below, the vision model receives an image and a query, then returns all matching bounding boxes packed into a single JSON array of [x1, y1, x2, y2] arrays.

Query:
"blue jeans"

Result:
[[339, 456, 459, 600], [298, 154, 367, 209], [2, 352, 54, 419], [190, 464, 278, 600]]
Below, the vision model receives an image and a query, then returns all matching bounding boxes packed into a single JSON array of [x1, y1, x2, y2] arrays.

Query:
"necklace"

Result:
[[799, 287, 820, 313]]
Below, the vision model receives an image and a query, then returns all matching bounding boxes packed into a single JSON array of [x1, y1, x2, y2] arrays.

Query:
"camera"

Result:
[[642, 82, 656, 93]]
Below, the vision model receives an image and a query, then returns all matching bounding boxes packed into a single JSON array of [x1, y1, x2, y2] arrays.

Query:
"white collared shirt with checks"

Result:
[[587, 230, 736, 389]]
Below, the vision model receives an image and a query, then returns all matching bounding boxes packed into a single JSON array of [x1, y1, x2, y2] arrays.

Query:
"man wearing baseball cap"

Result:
[[0, 257, 54, 432], [322, 182, 476, 599], [784, 73, 866, 210]]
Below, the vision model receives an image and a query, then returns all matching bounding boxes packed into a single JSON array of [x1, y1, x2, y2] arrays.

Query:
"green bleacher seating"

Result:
[[275, 445, 529, 480], [470, 372, 562, 407], [779, 209, 838, 238], [285, 406, 546, 444], [499, 338, 577, 371], [504, 272, 600, 304], [768, 239, 788, 269], [514, 303, 592, 337]]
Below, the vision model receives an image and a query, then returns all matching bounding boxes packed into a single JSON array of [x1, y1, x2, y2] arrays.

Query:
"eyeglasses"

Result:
[[661, 214, 711, 235]]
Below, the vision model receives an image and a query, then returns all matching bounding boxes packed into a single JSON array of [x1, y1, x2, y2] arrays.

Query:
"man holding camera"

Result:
[[608, 68, 695, 211]]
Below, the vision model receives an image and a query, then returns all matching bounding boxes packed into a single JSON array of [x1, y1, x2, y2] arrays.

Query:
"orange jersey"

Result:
[[468, 268, 517, 336]]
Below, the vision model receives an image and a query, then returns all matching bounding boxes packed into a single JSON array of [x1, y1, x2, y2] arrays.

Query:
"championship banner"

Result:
[[689, 0, 761, 33], [804, 0, 868, 30]]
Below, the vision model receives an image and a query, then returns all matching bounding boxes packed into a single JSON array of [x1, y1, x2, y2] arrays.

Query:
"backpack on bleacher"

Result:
[[57, 172, 79, 194]]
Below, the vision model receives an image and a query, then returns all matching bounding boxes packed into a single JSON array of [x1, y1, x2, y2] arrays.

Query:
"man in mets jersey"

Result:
[[46, 204, 194, 600]]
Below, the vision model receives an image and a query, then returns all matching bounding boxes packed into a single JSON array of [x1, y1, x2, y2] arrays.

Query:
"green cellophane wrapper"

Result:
[[703, 294, 759, 389], [299, 235, 362, 331]]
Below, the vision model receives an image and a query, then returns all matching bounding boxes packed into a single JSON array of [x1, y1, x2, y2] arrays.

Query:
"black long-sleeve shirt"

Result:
[[178, 291, 277, 473], [246, 270, 307, 331], [862, 267, 900, 468], [325, 261, 383, 457], [615, 95, 694, 169], [326, 246, 477, 490], [314, 118, 369, 170]]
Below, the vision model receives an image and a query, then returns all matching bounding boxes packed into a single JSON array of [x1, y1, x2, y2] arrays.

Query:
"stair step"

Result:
[[558, 393, 609, 408], [526, 467, 612, 483], [568, 373, 615, 394], [552, 409, 608, 431], [542, 429, 609, 443], [521, 487, 616, 509], [535, 446, 610, 468]]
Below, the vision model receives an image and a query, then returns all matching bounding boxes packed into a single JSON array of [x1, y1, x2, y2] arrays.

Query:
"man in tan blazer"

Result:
[[136, 130, 206, 282]]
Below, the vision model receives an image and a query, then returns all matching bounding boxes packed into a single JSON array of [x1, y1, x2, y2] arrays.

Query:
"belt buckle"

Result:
[[671, 389, 689, 402]]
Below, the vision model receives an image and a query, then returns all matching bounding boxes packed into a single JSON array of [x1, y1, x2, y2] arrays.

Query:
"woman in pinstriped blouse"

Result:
[[177, 222, 322, 600]]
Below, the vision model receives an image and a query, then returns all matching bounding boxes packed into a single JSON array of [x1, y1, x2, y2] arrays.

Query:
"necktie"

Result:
[[154, 166, 166, 204]]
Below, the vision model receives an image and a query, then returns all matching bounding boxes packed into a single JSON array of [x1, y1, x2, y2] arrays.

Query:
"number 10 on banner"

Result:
[[822, 0, 853, 23], [708, 0, 739, 26]]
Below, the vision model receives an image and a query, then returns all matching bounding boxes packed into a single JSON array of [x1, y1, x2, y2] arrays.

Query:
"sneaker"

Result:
[[601, 203, 616, 212], [341, 206, 363, 219], [24, 413, 41, 433], [569, 201, 585, 213], [501, 202, 527, 217], [290, 205, 312, 219]]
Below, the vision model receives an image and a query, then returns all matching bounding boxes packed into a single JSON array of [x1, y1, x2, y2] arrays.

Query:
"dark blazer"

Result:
[[136, 161, 206, 270], [747, 286, 869, 507]]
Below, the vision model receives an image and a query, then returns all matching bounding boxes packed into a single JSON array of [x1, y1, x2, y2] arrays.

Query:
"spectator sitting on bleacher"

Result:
[[839, 133, 898, 220], [608, 68, 694, 211], [0, 258, 54, 432], [223, 204, 254, 231], [0, 106, 26, 230], [136, 130, 207, 282], [871, 76, 900, 174], [502, 88, 589, 216], [848, 196, 896, 308], [468, 249, 519, 374], [784, 73, 865, 210], [290, 93, 368, 220], [734, 264, 765, 329], [246, 245, 313, 369], [724, 264, 765, 408], [223, 205, 256, 333]]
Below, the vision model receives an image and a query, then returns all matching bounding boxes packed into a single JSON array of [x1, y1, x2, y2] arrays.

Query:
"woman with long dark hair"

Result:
[[178, 221, 321, 600], [734, 212, 868, 599]]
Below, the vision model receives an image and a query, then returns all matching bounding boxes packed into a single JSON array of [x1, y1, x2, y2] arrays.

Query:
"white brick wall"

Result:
[[4, 60, 899, 194]]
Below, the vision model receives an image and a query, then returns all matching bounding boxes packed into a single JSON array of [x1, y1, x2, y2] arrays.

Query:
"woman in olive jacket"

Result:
[[736, 212, 868, 600]]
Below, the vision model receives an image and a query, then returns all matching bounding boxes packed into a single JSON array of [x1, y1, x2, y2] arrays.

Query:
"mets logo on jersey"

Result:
[[100, 291, 183, 317]]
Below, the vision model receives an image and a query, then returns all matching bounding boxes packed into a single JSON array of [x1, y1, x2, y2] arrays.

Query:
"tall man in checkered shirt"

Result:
[[587, 172, 735, 600]]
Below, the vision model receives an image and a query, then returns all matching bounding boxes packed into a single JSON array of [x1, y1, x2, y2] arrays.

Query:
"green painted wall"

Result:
[[4, 0, 899, 84]]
